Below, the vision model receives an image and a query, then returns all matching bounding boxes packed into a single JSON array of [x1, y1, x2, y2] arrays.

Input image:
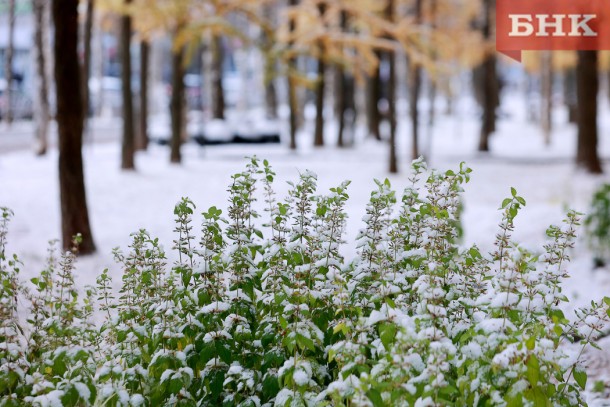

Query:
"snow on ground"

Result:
[[2, 91, 610, 401]]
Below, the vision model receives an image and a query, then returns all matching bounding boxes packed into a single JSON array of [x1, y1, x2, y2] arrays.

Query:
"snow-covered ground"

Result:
[[2, 91, 610, 402]]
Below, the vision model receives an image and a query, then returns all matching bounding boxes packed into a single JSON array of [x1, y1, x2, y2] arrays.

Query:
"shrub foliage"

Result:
[[584, 183, 610, 267], [1, 158, 609, 406]]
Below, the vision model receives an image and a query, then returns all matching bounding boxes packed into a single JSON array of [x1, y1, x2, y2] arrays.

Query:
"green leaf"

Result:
[[379, 323, 397, 350], [262, 374, 279, 399], [527, 355, 540, 386], [574, 369, 587, 389], [506, 394, 524, 407], [296, 333, 316, 352], [531, 386, 548, 407], [215, 342, 232, 364], [209, 370, 225, 399], [333, 322, 346, 335], [366, 389, 385, 407]]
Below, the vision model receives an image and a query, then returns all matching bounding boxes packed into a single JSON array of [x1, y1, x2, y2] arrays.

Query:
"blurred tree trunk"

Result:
[[287, 0, 298, 150], [386, 0, 397, 173], [313, 3, 326, 147], [540, 51, 552, 146], [95, 27, 105, 117], [261, 4, 277, 119], [4, 0, 15, 125], [408, 61, 422, 160], [53, 0, 96, 254], [477, 0, 497, 152], [137, 40, 149, 151], [82, 0, 94, 124], [211, 35, 225, 120], [428, 80, 436, 129], [606, 70, 610, 107], [170, 44, 185, 163], [336, 10, 354, 148], [336, 69, 355, 148], [264, 64, 278, 119], [576, 50, 602, 174], [427, 0, 438, 155], [33, 0, 50, 156], [564, 68, 578, 123], [366, 53, 382, 141], [313, 61, 325, 146], [408, 0, 422, 160], [120, 2, 135, 170]]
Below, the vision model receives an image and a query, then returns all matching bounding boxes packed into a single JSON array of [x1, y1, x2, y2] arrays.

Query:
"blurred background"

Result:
[[2, 0, 610, 284]]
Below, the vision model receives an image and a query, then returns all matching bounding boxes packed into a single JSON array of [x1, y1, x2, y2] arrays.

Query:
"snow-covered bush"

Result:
[[1, 158, 609, 406], [585, 183, 610, 267]]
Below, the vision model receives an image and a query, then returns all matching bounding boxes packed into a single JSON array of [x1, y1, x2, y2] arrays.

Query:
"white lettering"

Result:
[[536, 14, 566, 36], [568, 14, 597, 36], [509, 14, 534, 37]]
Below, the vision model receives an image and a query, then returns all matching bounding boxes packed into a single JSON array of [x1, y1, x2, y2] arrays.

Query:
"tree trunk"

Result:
[[478, 55, 497, 151], [564, 68, 578, 123], [408, 62, 421, 160], [477, 0, 497, 152], [264, 66, 278, 119], [82, 0, 94, 122], [4, 0, 15, 125], [540, 51, 552, 146], [366, 56, 382, 141], [313, 62, 325, 146], [288, 68, 298, 150], [336, 66, 355, 148], [120, 4, 135, 170], [211, 35, 225, 120], [287, 0, 298, 150], [261, 4, 278, 119], [408, 0, 423, 160], [336, 67, 346, 148], [335, 10, 353, 148], [313, 3, 326, 147], [386, 0, 397, 173], [576, 50, 603, 174], [137, 40, 149, 151], [388, 51, 397, 173], [606, 70, 610, 108], [170, 44, 185, 163], [264, 64, 278, 119], [33, 0, 50, 156], [52, 0, 96, 254], [426, 0, 438, 159]]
